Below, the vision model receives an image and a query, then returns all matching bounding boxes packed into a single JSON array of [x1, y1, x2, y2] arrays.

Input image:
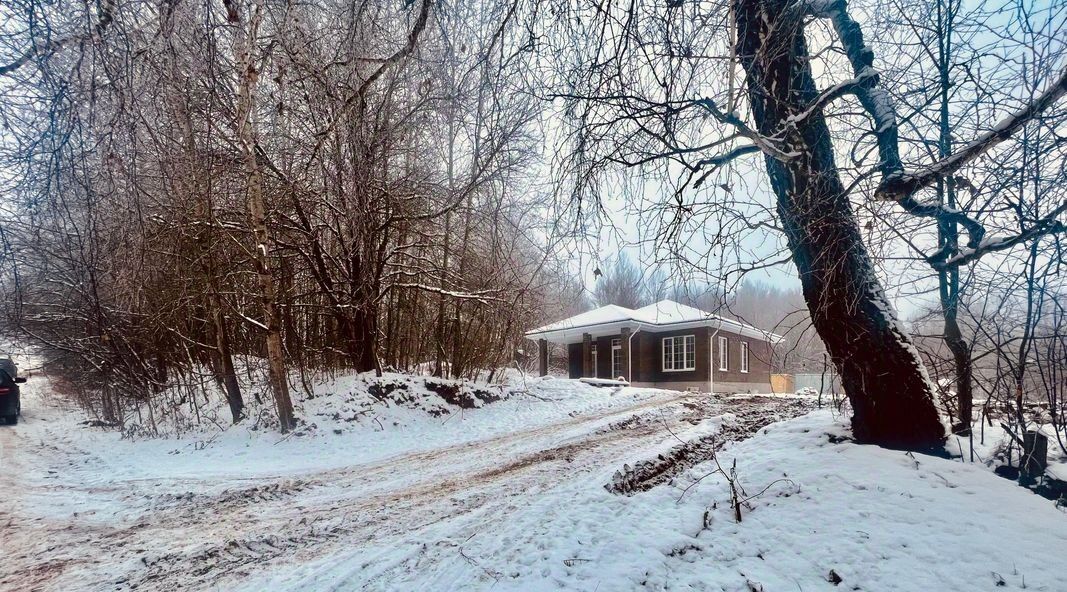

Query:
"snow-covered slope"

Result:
[[10, 372, 668, 479], [248, 410, 1066, 592]]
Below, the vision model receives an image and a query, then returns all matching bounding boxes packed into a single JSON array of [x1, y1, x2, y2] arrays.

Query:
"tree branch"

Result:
[[808, 0, 1067, 262], [933, 203, 1067, 270], [877, 67, 1067, 200], [0, 0, 116, 77], [306, 0, 432, 166], [695, 98, 798, 162]]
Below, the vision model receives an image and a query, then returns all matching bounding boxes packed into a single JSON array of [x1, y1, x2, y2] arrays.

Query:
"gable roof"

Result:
[[526, 299, 784, 344]]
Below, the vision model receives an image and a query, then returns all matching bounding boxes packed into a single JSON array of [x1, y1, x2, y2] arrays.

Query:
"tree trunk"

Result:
[[163, 10, 245, 425], [234, 0, 295, 432], [212, 305, 244, 424], [933, 0, 972, 435], [735, 0, 945, 449]]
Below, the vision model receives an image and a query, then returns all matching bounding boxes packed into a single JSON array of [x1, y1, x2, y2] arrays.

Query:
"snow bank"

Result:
[[36, 373, 663, 480], [274, 410, 1067, 591]]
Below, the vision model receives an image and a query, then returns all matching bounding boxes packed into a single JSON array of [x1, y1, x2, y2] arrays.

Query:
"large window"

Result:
[[591, 344, 598, 378], [611, 338, 622, 378], [662, 335, 696, 371], [740, 342, 749, 373], [718, 336, 729, 371]]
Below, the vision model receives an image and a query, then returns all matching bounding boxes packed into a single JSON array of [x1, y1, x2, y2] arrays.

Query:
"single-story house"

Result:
[[525, 300, 783, 393]]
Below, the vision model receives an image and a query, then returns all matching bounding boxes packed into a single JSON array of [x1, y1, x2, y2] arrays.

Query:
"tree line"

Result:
[[0, 0, 576, 429], [1, 0, 1065, 451]]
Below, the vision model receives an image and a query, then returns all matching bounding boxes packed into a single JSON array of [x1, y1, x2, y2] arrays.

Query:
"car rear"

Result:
[[0, 370, 21, 424], [0, 358, 16, 379]]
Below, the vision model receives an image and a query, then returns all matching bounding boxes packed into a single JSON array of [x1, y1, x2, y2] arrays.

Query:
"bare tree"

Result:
[[544, 0, 1066, 448]]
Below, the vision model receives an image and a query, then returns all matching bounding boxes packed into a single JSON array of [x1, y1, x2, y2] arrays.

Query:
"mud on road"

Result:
[[1, 389, 814, 592]]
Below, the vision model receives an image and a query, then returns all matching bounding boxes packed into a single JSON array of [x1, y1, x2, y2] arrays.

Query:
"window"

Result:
[[662, 335, 696, 371], [591, 344, 598, 378], [740, 342, 749, 373], [611, 338, 622, 378], [718, 336, 729, 371]]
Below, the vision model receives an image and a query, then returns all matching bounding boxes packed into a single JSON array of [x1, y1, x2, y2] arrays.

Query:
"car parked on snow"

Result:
[[0, 369, 26, 425], [0, 356, 16, 379]]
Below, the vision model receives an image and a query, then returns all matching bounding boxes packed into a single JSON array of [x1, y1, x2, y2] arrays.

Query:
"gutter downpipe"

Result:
[[709, 324, 720, 395], [627, 323, 644, 385]]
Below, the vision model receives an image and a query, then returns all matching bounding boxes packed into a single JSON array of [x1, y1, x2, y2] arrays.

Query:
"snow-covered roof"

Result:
[[526, 299, 784, 345], [529, 304, 635, 332]]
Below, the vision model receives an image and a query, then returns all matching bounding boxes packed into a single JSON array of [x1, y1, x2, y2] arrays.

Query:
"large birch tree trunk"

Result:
[[234, 0, 295, 432], [735, 0, 945, 449]]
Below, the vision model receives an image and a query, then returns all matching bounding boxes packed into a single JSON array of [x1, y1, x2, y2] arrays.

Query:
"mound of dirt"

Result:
[[606, 398, 814, 495], [313, 373, 518, 430]]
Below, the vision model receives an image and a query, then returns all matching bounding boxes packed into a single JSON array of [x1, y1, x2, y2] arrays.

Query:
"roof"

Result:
[[525, 299, 785, 344]]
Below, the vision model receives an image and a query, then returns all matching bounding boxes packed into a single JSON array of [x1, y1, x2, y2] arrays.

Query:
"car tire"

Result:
[[5, 415, 15, 425]]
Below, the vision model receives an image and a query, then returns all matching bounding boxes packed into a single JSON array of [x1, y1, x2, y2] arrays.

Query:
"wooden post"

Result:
[[582, 333, 592, 377], [1021, 430, 1048, 484], [538, 339, 548, 377], [620, 326, 632, 382]]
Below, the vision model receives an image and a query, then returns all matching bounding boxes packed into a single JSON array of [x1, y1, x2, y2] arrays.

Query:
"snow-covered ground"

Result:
[[2, 372, 1066, 591]]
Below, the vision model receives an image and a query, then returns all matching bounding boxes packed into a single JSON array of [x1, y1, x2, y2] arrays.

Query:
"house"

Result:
[[525, 300, 783, 393]]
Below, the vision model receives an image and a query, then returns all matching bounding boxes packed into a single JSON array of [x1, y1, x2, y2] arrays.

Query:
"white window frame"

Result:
[[611, 338, 622, 378], [718, 336, 729, 371], [662, 335, 696, 372], [591, 343, 598, 378], [740, 341, 749, 373]]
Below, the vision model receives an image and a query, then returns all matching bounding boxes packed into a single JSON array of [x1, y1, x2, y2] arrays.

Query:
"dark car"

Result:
[[0, 369, 26, 425], [0, 357, 15, 379]]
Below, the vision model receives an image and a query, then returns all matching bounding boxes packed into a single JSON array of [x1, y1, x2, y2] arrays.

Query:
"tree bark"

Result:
[[212, 304, 244, 424], [735, 0, 945, 449], [163, 8, 245, 425], [234, 0, 295, 432]]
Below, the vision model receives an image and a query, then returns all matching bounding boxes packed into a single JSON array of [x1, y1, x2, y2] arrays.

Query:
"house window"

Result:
[[718, 336, 728, 371], [611, 338, 622, 378], [662, 335, 696, 371], [591, 344, 598, 378], [740, 342, 749, 373]]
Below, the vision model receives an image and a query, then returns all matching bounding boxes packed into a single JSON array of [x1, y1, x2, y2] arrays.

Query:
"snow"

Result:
[[288, 410, 1065, 592], [4, 374, 1067, 592], [633, 299, 722, 324], [578, 377, 628, 386], [527, 299, 784, 343], [526, 303, 637, 334], [948, 418, 1067, 486], [58, 373, 672, 480]]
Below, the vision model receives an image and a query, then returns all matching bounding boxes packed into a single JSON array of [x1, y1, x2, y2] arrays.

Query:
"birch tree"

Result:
[[231, 0, 295, 431]]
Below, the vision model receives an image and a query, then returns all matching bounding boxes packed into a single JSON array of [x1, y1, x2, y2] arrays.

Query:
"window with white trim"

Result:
[[662, 335, 696, 371], [718, 336, 729, 371], [591, 344, 598, 378], [611, 338, 622, 378], [740, 342, 749, 373]]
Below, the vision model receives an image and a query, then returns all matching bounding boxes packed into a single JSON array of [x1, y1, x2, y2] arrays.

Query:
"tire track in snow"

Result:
[[4, 389, 813, 592], [121, 391, 708, 590]]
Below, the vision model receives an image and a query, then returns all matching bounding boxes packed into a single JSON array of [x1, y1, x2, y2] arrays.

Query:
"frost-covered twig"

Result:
[[0, 0, 116, 77], [933, 204, 1067, 269], [694, 99, 799, 162]]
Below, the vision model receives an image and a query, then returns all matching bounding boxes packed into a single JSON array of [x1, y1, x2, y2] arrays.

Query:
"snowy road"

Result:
[[0, 377, 813, 592]]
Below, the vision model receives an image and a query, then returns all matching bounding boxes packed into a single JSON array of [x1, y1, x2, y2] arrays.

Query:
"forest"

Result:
[[0, 0, 1065, 446]]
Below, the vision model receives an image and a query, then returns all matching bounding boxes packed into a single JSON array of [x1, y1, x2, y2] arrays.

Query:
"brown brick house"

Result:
[[525, 300, 782, 393]]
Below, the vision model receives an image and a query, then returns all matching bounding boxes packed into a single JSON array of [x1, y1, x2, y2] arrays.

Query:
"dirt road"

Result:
[[0, 380, 812, 592]]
